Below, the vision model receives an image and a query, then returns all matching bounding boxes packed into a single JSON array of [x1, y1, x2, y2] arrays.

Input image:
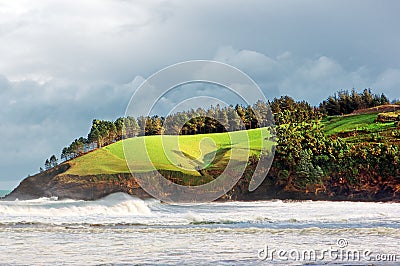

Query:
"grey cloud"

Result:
[[373, 69, 400, 96], [0, 76, 137, 188], [214, 47, 399, 105], [0, 0, 399, 188]]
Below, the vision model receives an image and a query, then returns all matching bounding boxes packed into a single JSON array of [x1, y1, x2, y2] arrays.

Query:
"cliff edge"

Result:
[[4, 163, 151, 201]]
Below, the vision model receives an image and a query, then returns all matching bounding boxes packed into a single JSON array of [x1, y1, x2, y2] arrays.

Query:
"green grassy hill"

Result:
[[62, 112, 398, 184], [65, 127, 274, 178], [322, 113, 396, 135], [322, 112, 399, 143]]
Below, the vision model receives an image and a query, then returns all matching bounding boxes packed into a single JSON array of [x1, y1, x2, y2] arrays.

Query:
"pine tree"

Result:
[[44, 159, 51, 170]]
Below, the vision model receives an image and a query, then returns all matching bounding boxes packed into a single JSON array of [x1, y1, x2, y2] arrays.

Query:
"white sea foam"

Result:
[[0, 192, 151, 217], [1, 194, 399, 226], [0, 195, 399, 265]]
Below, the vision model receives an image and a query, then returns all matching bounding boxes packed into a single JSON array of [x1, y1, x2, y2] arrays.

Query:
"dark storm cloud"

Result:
[[0, 0, 399, 188]]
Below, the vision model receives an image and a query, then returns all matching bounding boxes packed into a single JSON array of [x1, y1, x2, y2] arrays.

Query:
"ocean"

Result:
[[0, 192, 399, 265], [0, 190, 11, 197]]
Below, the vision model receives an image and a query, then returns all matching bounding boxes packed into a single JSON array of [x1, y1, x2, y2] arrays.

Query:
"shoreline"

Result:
[[3, 163, 399, 203]]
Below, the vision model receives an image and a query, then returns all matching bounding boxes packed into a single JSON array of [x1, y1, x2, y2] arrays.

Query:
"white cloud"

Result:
[[215, 47, 278, 76], [297, 56, 343, 80]]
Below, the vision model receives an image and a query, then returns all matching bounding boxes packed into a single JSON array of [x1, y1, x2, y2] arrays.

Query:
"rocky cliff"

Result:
[[4, 163, 400, 202], [4, 163, 151, 200]]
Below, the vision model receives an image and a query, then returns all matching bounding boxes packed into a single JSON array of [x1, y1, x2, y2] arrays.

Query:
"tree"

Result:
[[44, 159, 51, 170], [227, 106, 241, 131], [114, 117, 125, 140], [49, 155, 58, 168], [136, 116, 147, 136], [235, 104, 246, 129], [380, 93, 389, 105], [121, 116, 139, 138], [253, 100, 270, 127], [87, 119, 116, 147], [362, 88, 373, 107], [272, 109, 348, 190], [144, 115, 163, 135], [245, 106, 258, 129], [205, 108, 217, 133], [104, 121, 117, 144], [323, 96, 340, 115], [350, 89, 362, 111], [88, 120, 103, 148], [216, 106, 229, 132]]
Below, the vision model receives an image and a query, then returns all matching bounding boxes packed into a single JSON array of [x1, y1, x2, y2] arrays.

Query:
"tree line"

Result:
[[42, 88, 392, 171], [57, 100, 279, 163], [319, 88, 389, 115]]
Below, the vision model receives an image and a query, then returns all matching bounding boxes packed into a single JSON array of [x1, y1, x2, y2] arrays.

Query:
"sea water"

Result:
[[0, 190, 11, 197], [0, 192, 399, 265]]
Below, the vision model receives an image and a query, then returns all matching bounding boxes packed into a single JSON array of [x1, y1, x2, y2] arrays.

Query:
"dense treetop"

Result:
[[319, 88, 389, 116]]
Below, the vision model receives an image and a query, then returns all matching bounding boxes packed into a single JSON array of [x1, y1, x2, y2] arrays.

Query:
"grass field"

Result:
[[322, 113, 396, 136], [65, 127, 274, 176]]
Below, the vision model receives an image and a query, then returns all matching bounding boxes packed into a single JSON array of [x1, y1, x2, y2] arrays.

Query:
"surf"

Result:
[[0, 192, 151, 217]]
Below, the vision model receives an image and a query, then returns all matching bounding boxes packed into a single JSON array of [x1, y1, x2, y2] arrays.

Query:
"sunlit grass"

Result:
[[322, 113, 396, 135], [65, 127, 274, 176]]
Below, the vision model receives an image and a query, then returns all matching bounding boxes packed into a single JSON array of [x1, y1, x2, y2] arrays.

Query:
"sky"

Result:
[[0, 0, 399, 189]]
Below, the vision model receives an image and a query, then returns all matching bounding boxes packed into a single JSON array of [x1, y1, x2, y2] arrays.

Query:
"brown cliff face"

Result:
[[4, 163, 151, 201], [3, 163, 400, 202]]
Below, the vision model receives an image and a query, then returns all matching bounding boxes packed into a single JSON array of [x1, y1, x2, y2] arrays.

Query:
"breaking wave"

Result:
[[0, 192, 152, 217]]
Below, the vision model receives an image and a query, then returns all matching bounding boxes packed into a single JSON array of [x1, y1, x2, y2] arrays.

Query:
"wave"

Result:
[[0, 192, 152, 216], [1, 195, 399, 230]]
